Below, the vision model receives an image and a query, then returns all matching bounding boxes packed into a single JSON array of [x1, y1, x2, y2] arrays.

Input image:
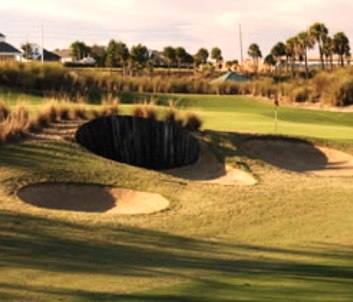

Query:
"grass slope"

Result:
[[0, 89, 353, 301]]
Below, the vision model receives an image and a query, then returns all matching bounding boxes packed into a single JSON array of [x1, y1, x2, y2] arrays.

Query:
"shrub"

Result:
[[311, 72, 332, 100], [0, 104, 30, 142], [58, 103, 71, 120], [335, 77, 353, 106], [100, 96, 120, 116], [132, 101, 157, 120], [278, 82, 291, 98], [27, 118, 43, 133], [34, 112, 51, 128], [72, 104, 87, 120], [101, 102, 119, 117], [164, 108, 178, 123], [132, 105, 145, 118], [42, 101, 60, 123], [90, 108, 102, 119], [182, 112, 203, 131], [0, 101, 10, 122], [291, 86, 311, 103]]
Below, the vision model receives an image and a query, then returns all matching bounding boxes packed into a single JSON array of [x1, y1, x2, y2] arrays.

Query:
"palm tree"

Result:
[[130, 44, 149, 74], [211, 47, 223, 70], [247, 43, 262, 73], [116, 42, 129, 76], [194, 48, 209, 67], [70, 41, 91, 61], [225, 61, 233, 71], [297, 31, 315, 77], [21, 42, 33, 60], [285, 37, 297, 77], [271, 42, 286, 75], [90, 44, 107, 67], [333, 32, 351, 67], [309, 22, 329, 69], [264, 54, 276, 73], [175, 47, 188, 74], [163, 46, 176, 73], [106, 40, 118, 68], [323, 36, 334, 70]]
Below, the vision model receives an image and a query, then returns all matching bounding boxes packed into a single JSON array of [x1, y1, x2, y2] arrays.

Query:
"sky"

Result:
[[1, 0, 353, 60]]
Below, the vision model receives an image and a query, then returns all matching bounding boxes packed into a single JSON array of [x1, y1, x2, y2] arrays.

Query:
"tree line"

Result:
[[69, 40, 230, 72], [261, 22, 351, 77]]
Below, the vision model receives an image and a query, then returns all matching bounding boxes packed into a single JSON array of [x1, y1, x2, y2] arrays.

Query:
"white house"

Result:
[[79, 56, 96, 65], [28, 43, 61, 62], [0, 33, 22, 61]]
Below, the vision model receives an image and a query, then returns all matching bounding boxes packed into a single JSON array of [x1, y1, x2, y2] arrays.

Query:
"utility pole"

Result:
[[41, 25, 44, 64], [239, 23, 244, 64]]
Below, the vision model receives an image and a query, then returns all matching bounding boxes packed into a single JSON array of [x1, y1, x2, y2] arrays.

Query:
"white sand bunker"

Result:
[[166, 142, 257, 186], [243, 138, 353, 176], [17, 183, 170, 215]]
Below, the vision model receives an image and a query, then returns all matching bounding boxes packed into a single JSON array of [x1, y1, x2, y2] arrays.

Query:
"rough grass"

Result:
[[0, 133, 353, 301]]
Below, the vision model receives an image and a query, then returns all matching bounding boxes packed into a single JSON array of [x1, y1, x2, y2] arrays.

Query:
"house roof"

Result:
[[42, 49, 61, 61], [0, 41, 21, 54], [211, 72, 248, 84], [29, 44, 61, 61], [53, 49, 70, 58]]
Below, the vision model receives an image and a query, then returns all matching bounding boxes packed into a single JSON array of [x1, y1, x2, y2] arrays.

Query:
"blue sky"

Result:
[[1, 0, 353, 60]]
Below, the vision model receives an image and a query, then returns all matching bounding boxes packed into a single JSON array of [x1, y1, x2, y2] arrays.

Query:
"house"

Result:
[[53, 49, 74, 64], [211, 72, 248, 84], [149, 50, 167, 67], [29, 44, 61, 62], [78, 56, 96, 65], [0, 33, 22, 61], [53, 49, 96, 66]]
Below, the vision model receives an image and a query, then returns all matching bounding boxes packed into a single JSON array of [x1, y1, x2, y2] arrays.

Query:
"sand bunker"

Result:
[[243, 138, 353, 176], [166, 142, 257, 186], [17, 183, 170, 215]]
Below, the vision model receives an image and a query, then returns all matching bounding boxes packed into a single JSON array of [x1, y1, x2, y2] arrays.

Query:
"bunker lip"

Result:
[[17, 182, 170, 215], [243, 137, 353, 176], [165, 141, 257, 186], [75, 115, 200, 170]]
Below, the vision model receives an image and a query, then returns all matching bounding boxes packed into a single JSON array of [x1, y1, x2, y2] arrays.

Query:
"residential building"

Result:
[[0, 33, 22, 61]]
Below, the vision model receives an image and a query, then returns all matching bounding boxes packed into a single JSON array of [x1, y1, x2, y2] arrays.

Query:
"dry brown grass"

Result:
[[42, 101, 60, 123], [90, 109, 103, 119], [181, 111, 203, 131], [101, 97, 120, 116], [164, 108, 178, 124], [0, 101, 10, 122], [0, 103, 30, 143], [71, 104, 87, 120], [132, 100, 157, 120], [57, 103, 71, 120]]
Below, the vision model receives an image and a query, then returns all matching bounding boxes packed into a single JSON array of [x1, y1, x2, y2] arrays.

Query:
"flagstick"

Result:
[[274, 106, 278, 134]]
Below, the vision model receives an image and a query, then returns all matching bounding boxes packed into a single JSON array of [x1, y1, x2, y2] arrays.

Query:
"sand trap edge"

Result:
[[243, 137, 353, 177], [17, 182, 170, 215]]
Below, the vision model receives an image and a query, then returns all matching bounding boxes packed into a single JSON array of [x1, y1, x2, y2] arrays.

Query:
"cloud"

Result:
[[1, 0, 353, 59]]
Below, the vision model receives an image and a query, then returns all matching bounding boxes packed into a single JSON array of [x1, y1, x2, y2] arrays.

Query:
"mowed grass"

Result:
[[0, 89, 353, 301], [121, 92, 353, 143]]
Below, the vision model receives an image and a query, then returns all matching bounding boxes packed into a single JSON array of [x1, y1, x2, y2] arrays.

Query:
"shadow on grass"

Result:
[[203, 131, 334, 173], [1, 210, 353, 301], [0, 141, 87, 170]]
